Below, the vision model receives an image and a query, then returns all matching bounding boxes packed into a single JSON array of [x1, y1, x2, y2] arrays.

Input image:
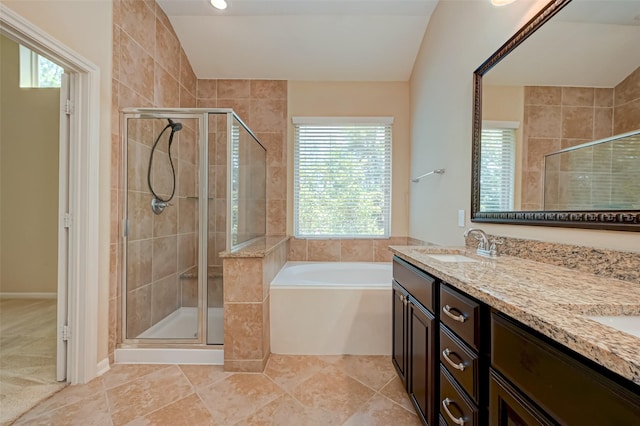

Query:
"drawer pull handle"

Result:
[[443, 305, 466, 322], [442, 398, 465, 426], [442, 348, 466, 371]]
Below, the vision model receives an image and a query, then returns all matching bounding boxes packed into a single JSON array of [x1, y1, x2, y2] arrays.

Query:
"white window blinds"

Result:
[[480, 126, 516, 211], [293, 117, 393, 238]]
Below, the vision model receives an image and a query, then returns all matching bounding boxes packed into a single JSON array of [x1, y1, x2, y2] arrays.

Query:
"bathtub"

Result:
[[270, 262, 392, 355]]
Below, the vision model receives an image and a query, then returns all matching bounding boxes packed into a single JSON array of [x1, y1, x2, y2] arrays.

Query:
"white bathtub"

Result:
[[270, 262, 392, 355]]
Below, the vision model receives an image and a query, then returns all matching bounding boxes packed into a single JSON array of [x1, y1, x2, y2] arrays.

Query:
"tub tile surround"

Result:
[[288, 236, 415, 263], [221, 236, 288, 372], [389, 244, 640, 386], [222, 235, 412, 371]]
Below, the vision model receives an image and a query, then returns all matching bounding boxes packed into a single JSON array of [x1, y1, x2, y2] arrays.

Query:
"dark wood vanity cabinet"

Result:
[[392, 255, 640, 426], [392, 257, 438, 425], [491, 312, 640, 425]]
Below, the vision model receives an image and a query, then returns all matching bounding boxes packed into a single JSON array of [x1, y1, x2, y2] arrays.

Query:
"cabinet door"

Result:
[[489, 370, 554, 426], [409, 299, 437, 426], [392, 281, 409, 388]]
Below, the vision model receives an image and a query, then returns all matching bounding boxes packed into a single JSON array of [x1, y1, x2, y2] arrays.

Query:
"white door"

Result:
[[56, 72, 70, 382]]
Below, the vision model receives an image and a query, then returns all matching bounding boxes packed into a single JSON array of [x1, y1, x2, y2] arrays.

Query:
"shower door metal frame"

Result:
[[120, 109, 217, 347]]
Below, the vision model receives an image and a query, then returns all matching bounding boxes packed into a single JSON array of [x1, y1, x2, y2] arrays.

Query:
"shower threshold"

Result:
[[137, 307, 223, 342], [114, 307, 224, 365]]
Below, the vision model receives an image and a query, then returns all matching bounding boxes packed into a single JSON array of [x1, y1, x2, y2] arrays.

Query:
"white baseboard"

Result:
[[0, 292, 57, 299], [96, 358, 110, 376]]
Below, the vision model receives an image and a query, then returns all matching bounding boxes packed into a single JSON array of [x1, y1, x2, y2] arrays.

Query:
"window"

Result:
[[293, 117, 393, 238], [480, 121, 517, 211], [19, 45, 64, 88]]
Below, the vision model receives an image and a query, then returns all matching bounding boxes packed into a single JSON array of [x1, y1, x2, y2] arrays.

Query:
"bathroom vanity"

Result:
[[390, 247, 640, 425]]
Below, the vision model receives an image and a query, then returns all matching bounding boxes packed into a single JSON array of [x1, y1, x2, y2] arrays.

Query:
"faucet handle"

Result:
[[489, 239, 504, 256]]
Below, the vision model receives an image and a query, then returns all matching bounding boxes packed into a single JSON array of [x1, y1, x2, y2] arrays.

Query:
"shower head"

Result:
[[167, 118, 183, 132]]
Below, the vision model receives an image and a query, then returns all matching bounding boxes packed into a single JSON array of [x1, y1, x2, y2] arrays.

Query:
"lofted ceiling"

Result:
[[156, 0, 439, 81], [483, 0, 640, 88]]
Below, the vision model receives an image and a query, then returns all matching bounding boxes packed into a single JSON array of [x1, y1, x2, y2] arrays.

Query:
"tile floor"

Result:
[[0, 299, 66, 425], [13, 355, 421, 425]]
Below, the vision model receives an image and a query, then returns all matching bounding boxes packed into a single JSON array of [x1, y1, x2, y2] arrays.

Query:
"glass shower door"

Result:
[[124, 115, 203, 341]]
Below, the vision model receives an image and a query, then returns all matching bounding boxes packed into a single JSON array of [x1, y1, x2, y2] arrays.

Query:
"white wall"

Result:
[[409, 0, 640, 252], [2, 0, 113, 359]]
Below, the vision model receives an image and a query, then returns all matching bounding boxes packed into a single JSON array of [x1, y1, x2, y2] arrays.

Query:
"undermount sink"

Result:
[[425, 254, 479, 263], [585, 315, 640, 339]]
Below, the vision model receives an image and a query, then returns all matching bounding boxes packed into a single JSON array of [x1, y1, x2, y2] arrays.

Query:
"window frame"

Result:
[[292, 116, 393, 239], [480, 121, 518, 212]]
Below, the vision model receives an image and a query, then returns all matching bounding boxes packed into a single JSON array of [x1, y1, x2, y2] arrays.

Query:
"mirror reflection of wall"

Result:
[[477, 0, 640, 215], [544, 131, 640, 211], [483, 64, 640, 211]]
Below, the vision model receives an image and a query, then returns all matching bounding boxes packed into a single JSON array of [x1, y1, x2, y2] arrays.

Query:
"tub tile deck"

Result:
[[13, 355, 421, 425]]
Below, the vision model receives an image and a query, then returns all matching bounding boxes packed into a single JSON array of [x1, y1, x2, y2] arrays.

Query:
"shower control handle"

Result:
[[151, 198, 172, 215]]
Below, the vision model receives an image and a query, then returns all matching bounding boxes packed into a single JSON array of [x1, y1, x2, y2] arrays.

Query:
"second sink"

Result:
[[585, 315, 640, 339]]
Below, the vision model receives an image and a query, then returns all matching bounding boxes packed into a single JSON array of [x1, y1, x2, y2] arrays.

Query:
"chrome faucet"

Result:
[[464, 228, 501, 257]]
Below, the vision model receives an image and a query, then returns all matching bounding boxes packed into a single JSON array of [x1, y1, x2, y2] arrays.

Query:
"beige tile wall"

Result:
[[288, 237, 409, 263], [111, 1, 288, 361], [522, 86, 614, 210], [530, 67, 640, 211], [614, 66, 640, 134], [197, 79, 288, 244], [223, 240, 288, 372], [111, 0, 198, 359]]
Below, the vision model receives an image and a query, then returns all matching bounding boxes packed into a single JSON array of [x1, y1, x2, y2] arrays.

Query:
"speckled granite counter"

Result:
[[219, 236, 289, 258], [389, 245, 640, 386]]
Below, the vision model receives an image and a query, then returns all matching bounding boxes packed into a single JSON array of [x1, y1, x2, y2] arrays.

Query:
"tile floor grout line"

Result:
[[373, 388, 421, 417], [125, 390, 200, 424]]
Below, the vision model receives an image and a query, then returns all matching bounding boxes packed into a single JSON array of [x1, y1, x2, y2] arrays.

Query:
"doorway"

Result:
[[1, 0, 101, 399], [0, 33, 70, 423]]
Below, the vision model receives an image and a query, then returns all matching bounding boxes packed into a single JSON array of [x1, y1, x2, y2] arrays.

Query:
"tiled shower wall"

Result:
[[614, 66, 640, 134], [110, 0, 288, 361], [521, 86, 614, 210], [196, 81, 286, 268], [123, 118, 198, 338], [522, 65, 640, 210], [110, 0, 199, 359]]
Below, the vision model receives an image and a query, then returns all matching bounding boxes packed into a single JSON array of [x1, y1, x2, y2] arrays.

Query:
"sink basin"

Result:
[[426, 254, 479, 263], [585, 315, 640, 339]]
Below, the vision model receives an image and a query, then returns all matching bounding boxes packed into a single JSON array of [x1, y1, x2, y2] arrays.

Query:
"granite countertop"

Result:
[[219, 236, 289, 258], [389, 245, 640, 386]]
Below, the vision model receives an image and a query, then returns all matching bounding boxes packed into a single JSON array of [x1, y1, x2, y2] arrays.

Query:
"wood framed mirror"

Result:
[[471, 0, 640, 231]]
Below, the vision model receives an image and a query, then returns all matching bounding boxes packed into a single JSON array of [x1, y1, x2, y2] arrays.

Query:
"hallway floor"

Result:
[[0, 298, 66, 425], [13, 354, 421, 425]]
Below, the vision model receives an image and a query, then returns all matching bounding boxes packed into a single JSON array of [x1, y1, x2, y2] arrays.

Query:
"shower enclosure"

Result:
[[121, 109, 266, 348]]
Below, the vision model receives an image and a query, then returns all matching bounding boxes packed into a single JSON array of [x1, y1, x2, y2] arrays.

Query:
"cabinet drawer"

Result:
[[440, 325, 479, 403], [440, 284, 480, 351], [393, 257, 436, 312], [440, 365, 478, 426], [492, 312, 640, 424]]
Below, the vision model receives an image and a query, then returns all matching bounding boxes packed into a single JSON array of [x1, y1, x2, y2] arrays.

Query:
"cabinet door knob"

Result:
[[443, 305, 467, 322], [442, 398, 465, 425], [442, 348, 466, 371]]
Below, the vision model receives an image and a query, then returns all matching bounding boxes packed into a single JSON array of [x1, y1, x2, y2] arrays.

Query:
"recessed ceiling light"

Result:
[[491, 0, 517, 6], [210, 0, 227, 10]]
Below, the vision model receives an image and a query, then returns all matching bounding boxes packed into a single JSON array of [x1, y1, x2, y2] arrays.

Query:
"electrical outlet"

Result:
[[458, 209, 465, 227]]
